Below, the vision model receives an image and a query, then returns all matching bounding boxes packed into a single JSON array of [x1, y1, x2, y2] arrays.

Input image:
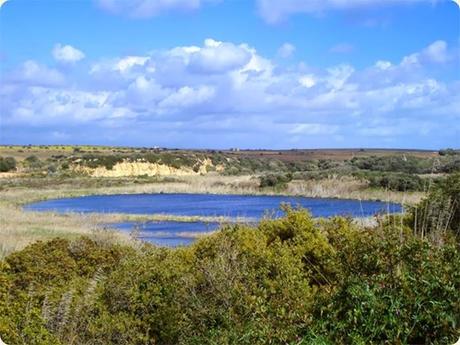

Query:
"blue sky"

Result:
[[0, 0, 459, 149]]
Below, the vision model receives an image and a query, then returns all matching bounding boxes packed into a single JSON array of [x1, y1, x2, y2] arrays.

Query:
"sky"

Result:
[[0, 0, 459, 149]]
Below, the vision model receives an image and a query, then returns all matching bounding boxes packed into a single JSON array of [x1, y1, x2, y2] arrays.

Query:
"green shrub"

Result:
[[350, 155, 434, 174], [439, 148, 458, 156], [0, 156, 16, 172], [365, 172, 425, 191], [259, 173, 292, 189], [440, 158, 460, 173], [1, 205, 459, 344], [23, 155, 44, 170]]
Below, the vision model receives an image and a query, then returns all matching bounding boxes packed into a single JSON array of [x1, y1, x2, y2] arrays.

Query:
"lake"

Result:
[[26, 193, 402, 246]]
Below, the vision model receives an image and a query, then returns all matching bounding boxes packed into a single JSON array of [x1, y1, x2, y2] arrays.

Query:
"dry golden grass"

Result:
[[287, 177, 423, 205], [0, 144, 134, 161], [0, 202, 131, 258]]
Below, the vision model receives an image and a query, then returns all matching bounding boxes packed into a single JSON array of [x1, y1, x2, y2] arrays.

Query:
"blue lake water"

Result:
[[111, 221, 221, 247], [26, 193, 402, 246]]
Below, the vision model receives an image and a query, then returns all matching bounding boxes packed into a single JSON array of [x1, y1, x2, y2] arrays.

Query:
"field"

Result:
[[0, 145, 440, 160]]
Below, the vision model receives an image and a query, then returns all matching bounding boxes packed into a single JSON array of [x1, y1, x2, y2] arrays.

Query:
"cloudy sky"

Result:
[[0, 0, 459, 149]]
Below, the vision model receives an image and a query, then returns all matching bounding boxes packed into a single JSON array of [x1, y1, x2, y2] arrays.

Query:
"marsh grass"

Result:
[[0, 203, 130, 258], [287, 176, 423, 204]]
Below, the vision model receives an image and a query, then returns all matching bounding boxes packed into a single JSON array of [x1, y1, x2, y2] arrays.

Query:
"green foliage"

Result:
[[1, 204, 460, 344], [311, 223, 460, 344], [23, 155, 44, 170], [0, 156, 16, 172], [439, 148, 459, 156], [1, 238, 132, 344], [259, 173, 293, 189], [359, 171, 425, 191], [440, 158, 460, 173], [79, 154, 124, 170], [350, 155, 434, 174]]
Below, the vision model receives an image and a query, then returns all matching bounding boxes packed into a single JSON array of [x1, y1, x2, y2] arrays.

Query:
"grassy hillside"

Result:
[[1, 145, 459, 193]]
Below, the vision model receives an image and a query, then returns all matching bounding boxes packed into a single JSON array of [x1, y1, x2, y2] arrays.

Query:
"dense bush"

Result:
[[440, 158, 460, 173], [439, 148, 459, 156], [23, 155, 44, 170], [0, 156, 16, 172], [360, 172, 425, 191], [259, 173, 293, 189], [78, 154, 124, 170], [1, 206, 459, 344], [350, 155, 434, 174]]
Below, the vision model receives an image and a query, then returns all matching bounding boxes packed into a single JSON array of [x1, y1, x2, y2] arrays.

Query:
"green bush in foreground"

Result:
[[1, 207, 459, 345]]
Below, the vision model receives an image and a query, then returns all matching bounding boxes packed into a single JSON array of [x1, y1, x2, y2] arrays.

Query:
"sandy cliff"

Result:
[[73, 158, 218, 177]]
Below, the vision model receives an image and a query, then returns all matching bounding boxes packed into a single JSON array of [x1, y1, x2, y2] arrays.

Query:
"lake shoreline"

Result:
[[0, 174, 417, 257], [24, 192, 401, 246]]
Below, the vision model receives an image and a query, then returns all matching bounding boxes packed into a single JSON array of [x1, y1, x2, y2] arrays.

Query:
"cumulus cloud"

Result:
[[52, 44, 85, 63], [298, 74, 316, 88], [7, 60, 65, 86], [277, 43, 296, 58], [401, 40, 450, 67], [1, 38, 459, 148], [375, 60, 392, 70], [187, 39, 252, 73], [256, 0, 437, 23], [90, 56, 150, 77], [97, 0, 216, 18]]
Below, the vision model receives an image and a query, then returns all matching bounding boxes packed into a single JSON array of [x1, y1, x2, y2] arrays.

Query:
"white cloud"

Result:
[[158, 85, 215, 109], [188, 39, 252, 73], [277, 43, 296, 58], [326, 64, 355, 90], [52, 44, 85, 63], [90, 55, 150, 75], [299, 74, 316, 88], [2, 39, 459, 148], [375, 60, 392, 70], [8, 60, 65, 86], [115, 56, 150, 72], [257, 0, 438, 23], [401, 40, 450, 67], [422, 40, 449, 63], [97, 0, 216, 18]]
